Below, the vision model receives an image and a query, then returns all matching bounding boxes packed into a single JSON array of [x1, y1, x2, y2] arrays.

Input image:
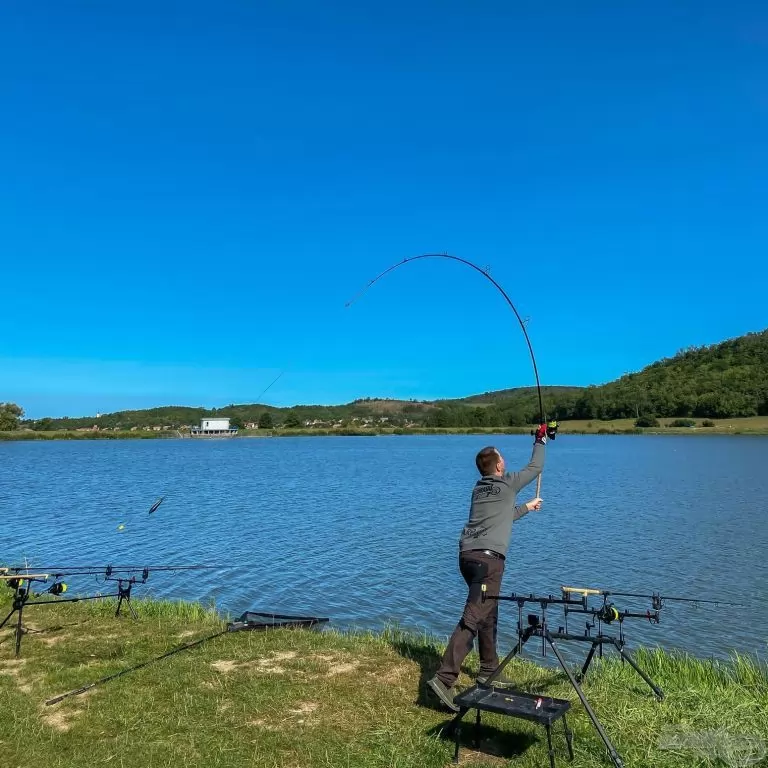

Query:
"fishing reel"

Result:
[[5, 576, 66, 594], [530, 420, 559, 440], [596, 600, 660, 625], [5, 579, 67, 603], [597, 602, 620, 624]]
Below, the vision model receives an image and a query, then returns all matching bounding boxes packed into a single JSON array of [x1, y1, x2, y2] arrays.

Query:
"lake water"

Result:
[[1, 435, 766, 663]]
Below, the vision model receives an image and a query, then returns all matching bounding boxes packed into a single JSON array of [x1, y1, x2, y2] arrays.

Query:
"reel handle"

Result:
[[533, 420, 556, 508]]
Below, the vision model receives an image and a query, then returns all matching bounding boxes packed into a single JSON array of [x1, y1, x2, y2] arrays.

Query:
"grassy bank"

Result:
[[240, 416, 768, 437], [1, 588, 767, 768], [3, 416, 768, 441], [0, 429, 174, 441], [554, 415, 768, 436]]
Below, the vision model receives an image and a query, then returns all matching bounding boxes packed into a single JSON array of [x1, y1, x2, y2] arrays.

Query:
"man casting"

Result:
[[427, 423, 551, 711]]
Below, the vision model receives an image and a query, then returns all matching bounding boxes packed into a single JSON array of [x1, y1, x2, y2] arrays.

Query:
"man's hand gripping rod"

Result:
[[534, 421, 559, 502]]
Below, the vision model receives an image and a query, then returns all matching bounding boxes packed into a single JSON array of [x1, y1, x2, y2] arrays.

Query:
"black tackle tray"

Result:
[[453, 685, 571, 726]]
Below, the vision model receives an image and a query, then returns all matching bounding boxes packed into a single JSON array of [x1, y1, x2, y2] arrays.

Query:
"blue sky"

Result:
[[1, 1, 766, 418]]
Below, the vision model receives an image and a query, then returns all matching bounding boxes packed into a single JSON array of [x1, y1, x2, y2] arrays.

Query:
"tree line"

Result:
[[425, 330, 768, 426], [5, 328, 766, 431]]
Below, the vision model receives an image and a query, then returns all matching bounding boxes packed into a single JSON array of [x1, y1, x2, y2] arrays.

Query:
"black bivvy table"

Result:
[[450, 685, 574, 768]]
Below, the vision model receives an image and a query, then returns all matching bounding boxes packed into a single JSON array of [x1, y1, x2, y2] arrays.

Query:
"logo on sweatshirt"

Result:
[[462, 525, 489, 540], [473, 483, 501, 500]]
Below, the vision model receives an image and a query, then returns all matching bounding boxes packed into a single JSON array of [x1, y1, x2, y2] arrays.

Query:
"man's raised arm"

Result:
[[505, 434, 546, 493]]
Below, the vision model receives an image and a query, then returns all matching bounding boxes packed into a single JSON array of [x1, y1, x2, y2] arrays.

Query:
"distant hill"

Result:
[[20, 328, 768, 431], [548, 329, 768, 421], [456, 386, 584, 405]]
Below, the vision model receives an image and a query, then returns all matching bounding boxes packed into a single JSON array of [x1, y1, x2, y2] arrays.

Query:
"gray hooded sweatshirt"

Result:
[[458, 442, 545, 558]]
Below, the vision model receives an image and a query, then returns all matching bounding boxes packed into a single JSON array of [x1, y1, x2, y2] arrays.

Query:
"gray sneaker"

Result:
[[477, 671, 516, 688], [427, 676, 460, 712]]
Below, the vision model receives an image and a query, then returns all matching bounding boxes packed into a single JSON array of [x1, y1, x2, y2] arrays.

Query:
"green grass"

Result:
[[2, 587, 767, 768]]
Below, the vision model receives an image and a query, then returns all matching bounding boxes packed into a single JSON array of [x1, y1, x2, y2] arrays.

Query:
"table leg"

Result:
[[563, 714, 574, 760], [546, 723, 556, 768]]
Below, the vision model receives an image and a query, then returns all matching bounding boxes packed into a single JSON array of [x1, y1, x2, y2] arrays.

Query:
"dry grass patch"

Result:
[[455, 748, 511, 767], [247, 718, 280, 731], [305, 650, 371, 679], [41, 707, 83, 732], [378, 661, 415, 686], [38, 634, 68, 646], [326, 660, 359, 676], [0, 658, 37, 693], [210, 659, 238, 673], [210, 651, 300, 676]]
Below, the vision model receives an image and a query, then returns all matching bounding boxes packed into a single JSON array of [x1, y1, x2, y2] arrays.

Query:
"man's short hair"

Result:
[[476, 446, 500, 476]]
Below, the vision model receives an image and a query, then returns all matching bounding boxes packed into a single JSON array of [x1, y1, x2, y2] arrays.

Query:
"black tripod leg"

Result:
[[483, 625, 535, 687], [451, 708, 469, 764], [545, 632, 625, 768], [115, 589, 138, 619], [0, 608, 16, 630], [14, 601, 25, 657], [612, 640, 664, 701], [576, 641, 599, 682], [545, 723, 555, 768]]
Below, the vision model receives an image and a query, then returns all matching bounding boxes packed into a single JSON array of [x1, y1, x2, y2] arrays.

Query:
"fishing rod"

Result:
[[254, 370, 286, 402], [477, 587, 626, 767], [561, 586, 743, 614], [1, 575, 142, 656], [0, 564, 218, 657], [346, 255, 545, 420], [45, 611, 329, 706], [346, 254, 557, 496], [46, 626, 234, 705], [8, 565, 219, 576], [599, 590, 738, 611]]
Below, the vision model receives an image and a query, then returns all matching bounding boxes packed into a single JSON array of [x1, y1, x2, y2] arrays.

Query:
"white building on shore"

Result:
[[190, 417, 238, 438]]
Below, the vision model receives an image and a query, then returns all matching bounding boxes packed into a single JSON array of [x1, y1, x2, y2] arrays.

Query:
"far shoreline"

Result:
[[2, 416, 768, 441]]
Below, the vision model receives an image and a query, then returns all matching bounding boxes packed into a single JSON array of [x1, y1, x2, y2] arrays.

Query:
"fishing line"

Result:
[[346, 253, 549, 493], [254, 370, 286, 403], [345, 254, 545, 423]]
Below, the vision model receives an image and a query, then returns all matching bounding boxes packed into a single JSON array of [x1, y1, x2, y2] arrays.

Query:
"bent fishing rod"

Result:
[[346, 253, 557, 495]]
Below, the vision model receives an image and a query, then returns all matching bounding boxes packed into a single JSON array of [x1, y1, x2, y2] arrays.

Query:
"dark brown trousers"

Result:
[[435, 551, 505, 688]]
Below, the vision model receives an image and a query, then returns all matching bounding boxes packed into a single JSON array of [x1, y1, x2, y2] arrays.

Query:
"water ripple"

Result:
[[1, 434, 766, 662]]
